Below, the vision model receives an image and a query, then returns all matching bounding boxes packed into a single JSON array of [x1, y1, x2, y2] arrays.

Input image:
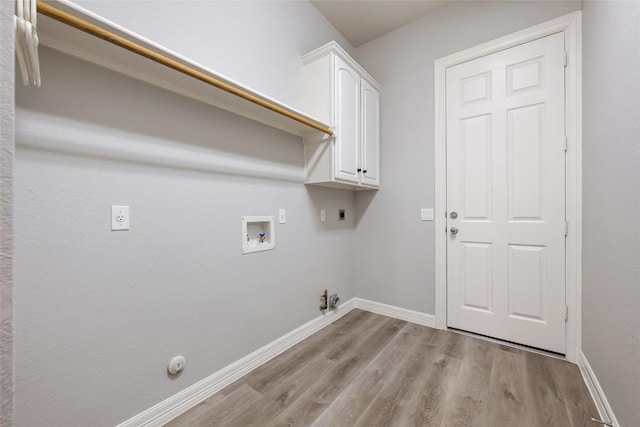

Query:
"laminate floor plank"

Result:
[[220, 314, 402, 427], [267, 319, 410, 427], [544, 353, 600, 427], [309, 323, 431, 427], [220, 310, 375, 396], [409, 349, 462, 425], [350, 324, 441, 427], [524, 351, 573, 426], [486, 347, 539, 426], [166, 384, 261, 427], [440, 337, 495, 427], [166, 310, 599, 427], [219, 352, 336, 427]]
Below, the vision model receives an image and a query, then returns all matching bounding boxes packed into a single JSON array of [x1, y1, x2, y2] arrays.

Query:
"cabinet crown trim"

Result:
[[302, 41, 382, 92]]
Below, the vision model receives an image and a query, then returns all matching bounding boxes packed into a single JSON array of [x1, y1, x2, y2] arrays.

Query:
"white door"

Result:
[[446, 33, 566, 353], [361, 79, 380, 187], [334, 55, 360, 183]]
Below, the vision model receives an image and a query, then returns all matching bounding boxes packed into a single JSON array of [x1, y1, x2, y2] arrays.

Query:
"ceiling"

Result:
[[310, 0, 453, 47]]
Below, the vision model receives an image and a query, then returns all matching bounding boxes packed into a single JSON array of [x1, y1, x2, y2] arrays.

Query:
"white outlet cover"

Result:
[[111, 206, 130, 230], [421, 208, 434, 221], [278, 208, 286, 224], [320, 209, 326, 222]]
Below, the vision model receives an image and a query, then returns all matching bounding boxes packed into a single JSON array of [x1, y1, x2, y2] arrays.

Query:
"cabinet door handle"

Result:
[[363, 170, 367, 174], [357, 168, 362, 173]]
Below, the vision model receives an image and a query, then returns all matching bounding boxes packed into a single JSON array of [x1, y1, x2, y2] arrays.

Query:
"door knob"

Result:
[[450, 227, 459, 235], [450, 211, 458, 219]]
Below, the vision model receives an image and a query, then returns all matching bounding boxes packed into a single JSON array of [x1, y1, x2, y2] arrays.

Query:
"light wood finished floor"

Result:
[[167, 310, 598, 426]]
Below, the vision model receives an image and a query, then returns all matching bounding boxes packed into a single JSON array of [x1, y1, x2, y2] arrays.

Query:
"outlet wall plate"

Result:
[[111, 205, 130, 230], [421, 208, 434, 221]]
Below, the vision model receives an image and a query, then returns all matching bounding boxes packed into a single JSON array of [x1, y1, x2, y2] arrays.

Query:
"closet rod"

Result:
[[36, 1, 334, 137]]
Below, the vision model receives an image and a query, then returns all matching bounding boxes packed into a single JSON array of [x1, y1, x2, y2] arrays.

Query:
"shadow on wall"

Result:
[[354, 190, 377, 227], [16, 47, 304, 182], [304, 185, 357, 232]]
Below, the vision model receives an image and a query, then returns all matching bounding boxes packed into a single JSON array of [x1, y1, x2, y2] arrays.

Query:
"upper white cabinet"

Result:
[[302, 42, 382, 190]]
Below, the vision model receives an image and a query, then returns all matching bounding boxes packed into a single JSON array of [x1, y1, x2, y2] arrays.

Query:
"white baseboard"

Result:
[[354, 298, 436, 328], [577, 350, 620, 427], [116, 298, 356, 427], [117, 297, 437, 427]]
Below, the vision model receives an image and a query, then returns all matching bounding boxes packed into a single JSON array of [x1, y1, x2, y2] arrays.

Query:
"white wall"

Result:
[[13, 2, 355, 426], [72, 0, 354, 111], [0, 1, 15, 425], [582, 1, 640, 425], [353, 1, 580, 313]]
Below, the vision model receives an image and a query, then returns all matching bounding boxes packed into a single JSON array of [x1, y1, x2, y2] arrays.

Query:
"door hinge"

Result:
[[564, 136, 568, 152], [564, 221, 568, 237], [565, 305, 569, 321], [564, 51, 568, 67]]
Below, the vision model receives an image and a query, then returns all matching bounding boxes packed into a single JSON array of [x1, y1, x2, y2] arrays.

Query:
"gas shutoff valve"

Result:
[[320, 289, 328, 311], [329, 294, 340, 309]]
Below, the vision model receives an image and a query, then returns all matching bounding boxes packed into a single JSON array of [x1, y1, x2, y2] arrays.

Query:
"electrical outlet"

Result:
[[339, 209, 346, 221], [111, 206, 130, 231], [279, 208, 286, 224], [320, 209, 326, 222]]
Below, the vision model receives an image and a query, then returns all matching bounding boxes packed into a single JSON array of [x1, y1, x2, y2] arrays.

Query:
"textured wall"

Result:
[[353, 1, 580, 313], [0, 0, 14, 425], [582, 1, 640, 425], [13, 2, 355, 425]]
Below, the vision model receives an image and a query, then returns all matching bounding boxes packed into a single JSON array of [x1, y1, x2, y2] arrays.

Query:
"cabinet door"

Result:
[[361, 79, 380, 187], [334, 56, 360, 183]]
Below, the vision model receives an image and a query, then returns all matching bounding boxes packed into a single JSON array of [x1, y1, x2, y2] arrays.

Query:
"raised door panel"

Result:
[[334, 56, 360, 183], [460, 114, 492, 220], [508, 104, 545, 220], [508, 245, 546, 321], [461, 242, 493, 312], [361, 79, 380, 187]]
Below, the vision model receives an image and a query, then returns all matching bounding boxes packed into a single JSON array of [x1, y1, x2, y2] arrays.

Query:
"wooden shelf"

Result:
[[35, 0, 333, 140]]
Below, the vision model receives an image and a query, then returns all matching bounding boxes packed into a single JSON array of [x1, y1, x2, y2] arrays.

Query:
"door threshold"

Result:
[[448, 327, 566, 360]]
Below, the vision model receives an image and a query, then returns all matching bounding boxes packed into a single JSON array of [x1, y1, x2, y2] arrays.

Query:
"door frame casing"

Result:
[[434, 11, 582, 362]]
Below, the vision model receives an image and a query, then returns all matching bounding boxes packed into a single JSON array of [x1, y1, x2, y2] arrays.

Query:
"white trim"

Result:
[[434, 11, 582, 361], [116, 298, 356, 427], [577, 350, 620, 427], [563, 12, 583, 363], [354, 298, 436, 328], [301, 41, 382, 92]]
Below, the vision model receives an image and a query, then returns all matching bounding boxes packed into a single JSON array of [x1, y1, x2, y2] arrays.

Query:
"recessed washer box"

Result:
[[242, 216, 275, 254]]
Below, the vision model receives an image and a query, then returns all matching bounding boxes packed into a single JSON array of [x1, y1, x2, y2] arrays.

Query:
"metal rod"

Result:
[[36, 1, 334, 137]]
